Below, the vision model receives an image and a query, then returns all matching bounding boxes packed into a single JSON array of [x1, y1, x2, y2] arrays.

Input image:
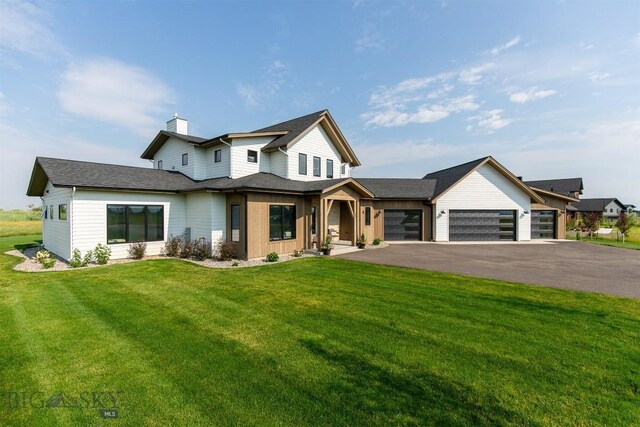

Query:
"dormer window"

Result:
[[182, 153, 188, 166], [313, 156, 321, 177], [247, 150, 258, 163], [157, 160, 163, 170], [214, 149, 222, 163]]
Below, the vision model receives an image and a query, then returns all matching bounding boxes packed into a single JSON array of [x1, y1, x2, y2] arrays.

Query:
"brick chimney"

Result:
[[166, 113, 188, 135]]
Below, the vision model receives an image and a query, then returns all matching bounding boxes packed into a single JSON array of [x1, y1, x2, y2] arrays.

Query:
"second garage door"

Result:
[[449, 210, 516, 241], [531, 210, 556, 239], [384, 210, 422, 241]]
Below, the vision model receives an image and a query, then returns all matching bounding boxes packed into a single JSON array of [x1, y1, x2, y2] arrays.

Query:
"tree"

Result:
[[582, 212, 600, 239], [26, 204, 42, 221], [615, 212, 634, 243]]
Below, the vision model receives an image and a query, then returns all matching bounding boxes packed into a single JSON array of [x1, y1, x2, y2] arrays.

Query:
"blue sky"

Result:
[[1, 0, 639, 209]]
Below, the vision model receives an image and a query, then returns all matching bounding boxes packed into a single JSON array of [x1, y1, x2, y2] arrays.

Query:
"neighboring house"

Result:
[[523, 178, 583, 200], [522, 178, 582, 239], [29, 109, 564, 261], [571, 198, 627, 220], [623, 204, 636, 215]]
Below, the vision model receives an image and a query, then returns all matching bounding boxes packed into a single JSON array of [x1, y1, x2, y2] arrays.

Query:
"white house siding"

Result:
[[71, 190, 186, 260], [230, 137, 274, 178], [185, 192, 226, 244], [433, 164, 531, 242], [203, 145, 231, 179], [270, 150, 288, 179], [286, 125, 345, 181], [42, 181, 72, 259], [603, 201, 622, 218], [192, 146, 210, 180], [153, 137, 196, 178]]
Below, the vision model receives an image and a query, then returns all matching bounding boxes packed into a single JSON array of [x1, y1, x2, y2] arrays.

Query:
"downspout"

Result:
[[70, 187, 76, 257], [278, 147, 288, 179], [220, 137, 232, 178]]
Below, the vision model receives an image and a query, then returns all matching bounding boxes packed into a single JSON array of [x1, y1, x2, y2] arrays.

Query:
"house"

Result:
[[522, 178, 582, 239], [571, 198, 628, 220], [28, 109, 568, 261], [523, 178, 583, 200]]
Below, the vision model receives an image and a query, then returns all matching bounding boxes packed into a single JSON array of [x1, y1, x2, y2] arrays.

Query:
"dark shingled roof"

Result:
[[355, 178, 436, 199], [255, 110, 327, 151], [571, 198, 625, 212], [524, 178, 583, 198], [422, 156, 488, 198], [27, 157, 195, 196], [27, 158, 371, 197]]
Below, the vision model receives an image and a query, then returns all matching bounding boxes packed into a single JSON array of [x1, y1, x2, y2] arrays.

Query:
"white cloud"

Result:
[[355, 23, 384, 53], [0, 1, 66, 58], [235, 59, 289, 107], [459, 62, 494, 84], [466, 109, 512, 133], [0, 91, 11, 115], [509, 87, 556, 103], [587, 71, 611, 82], [57, 58, 174, 136], [363, 94, 478, 127], [490, 36, 521, 56]]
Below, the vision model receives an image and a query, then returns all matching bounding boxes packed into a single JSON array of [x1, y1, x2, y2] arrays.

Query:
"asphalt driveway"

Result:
[[336, 241, 640, 298]]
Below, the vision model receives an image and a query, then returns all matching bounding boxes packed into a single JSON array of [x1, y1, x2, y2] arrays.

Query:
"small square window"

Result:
[[182, 153, 188, 166], [214, 149, 222, 163], [247, 150, 258, 163], [157, 160, 163, 170], [59, 204, 67, 221]]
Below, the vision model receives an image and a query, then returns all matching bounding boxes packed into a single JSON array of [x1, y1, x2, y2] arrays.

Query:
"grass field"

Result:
[[0, 209, 41, 237], [1, 231, 639, 425], [567, 224, 640, 250]]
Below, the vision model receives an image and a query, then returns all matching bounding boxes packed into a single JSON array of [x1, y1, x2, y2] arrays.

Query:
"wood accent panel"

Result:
[[246, 192, 305, 259], [323, 186, 362, 200], [360, 200, 432, 241]]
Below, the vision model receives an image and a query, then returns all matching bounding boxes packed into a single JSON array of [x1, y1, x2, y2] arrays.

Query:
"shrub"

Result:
[[128, 242, 147, 259], [42, 258, 56, 269], [164, 235, 183, 257], [357, 233, 367, 246], [266, 252, 279, 262], [82, 250, 94, 266], [214, 238, 236, 261], [372, 238, 382, 246], [180, 240, 194, 259], [94, 244, 111, 265], [69, 249, 83, 268], [35, 250, 50, 264], [292, 249, 303, 257], [191, 239, 212, 261]]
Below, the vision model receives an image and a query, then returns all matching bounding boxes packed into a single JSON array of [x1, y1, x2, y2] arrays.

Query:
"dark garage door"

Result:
[[531, 210, 556, 239], [449, 210, 516, 241], [384, 210, 422, 241]]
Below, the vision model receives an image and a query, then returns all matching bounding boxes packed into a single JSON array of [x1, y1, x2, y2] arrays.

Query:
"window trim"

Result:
[[326, 159, 334, 178], [182, 153, 188, 166], [269, 204, 296, 241], [298, 153, 307, 175], [247, 150, 258, 163], [313, 156, 321, 177], [230, 204, 240, 242], [59, 204, 67, 221], [214, 149, 222, 163], [106, 204, 164, 245]]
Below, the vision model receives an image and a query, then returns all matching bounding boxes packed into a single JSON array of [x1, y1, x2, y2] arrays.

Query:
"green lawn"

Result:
[[1, 234, 639, 426]]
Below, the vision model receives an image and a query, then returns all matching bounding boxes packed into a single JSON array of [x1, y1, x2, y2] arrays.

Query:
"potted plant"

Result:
[[320, 235, 333, 255], [357, 233, 367, 249]]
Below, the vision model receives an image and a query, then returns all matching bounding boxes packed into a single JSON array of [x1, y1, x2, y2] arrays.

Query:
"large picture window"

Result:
[[107, 205, 164, 244], [269, 205, 296, 241]]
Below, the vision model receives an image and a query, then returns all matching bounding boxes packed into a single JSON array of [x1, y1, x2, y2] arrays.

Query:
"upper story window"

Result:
[[157, 160, 163, 170], [247, 150, 258, 163], [182, 153, 188, 166], [313, 156, 321, 177], [59, 204, 67, 221], [298, 153, 307, 175], [326, 159, 334, 178], [341, 164, 346, 175], [214, 149, 222, 163]]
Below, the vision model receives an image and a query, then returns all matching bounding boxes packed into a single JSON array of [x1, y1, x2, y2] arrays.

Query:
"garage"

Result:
[[531, 210, 556, 239], [384, 209, 422, 241], [449, 210, 516, 241]]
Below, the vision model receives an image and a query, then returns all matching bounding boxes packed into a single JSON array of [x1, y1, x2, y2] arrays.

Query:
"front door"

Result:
[[339, 202, 353, 241]]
